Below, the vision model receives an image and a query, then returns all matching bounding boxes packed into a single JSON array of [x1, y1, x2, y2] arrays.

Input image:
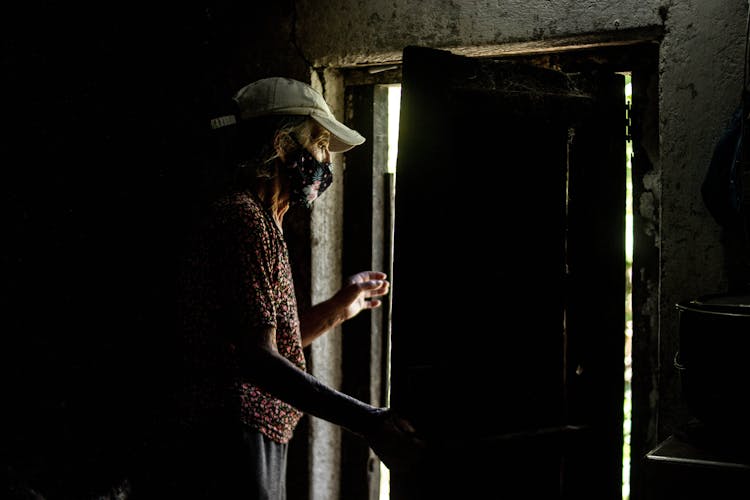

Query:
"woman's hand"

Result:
[[299, 271, 390, 347], [364, 408, 426, 471], [336, 271, 390, 321]]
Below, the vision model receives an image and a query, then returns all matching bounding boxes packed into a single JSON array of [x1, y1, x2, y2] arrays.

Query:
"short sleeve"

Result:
[[214, 197, 281, 339]]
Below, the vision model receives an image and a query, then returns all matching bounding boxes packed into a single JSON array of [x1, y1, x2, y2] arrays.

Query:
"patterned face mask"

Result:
[[284, 146, 333, 208]]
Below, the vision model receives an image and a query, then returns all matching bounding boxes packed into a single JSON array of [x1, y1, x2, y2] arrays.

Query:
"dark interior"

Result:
[[4, 3, 750, 500]]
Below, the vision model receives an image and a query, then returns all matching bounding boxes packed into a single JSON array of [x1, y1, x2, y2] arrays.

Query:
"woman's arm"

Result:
[[238, 325, 378, 433], [236, 324, 424, 470]]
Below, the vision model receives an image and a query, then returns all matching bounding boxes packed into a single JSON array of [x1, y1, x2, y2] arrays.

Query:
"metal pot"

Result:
[[675, 293, 750, 438]]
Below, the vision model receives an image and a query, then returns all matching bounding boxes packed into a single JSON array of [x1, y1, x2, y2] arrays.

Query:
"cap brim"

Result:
[[311, 111, 366, 153]]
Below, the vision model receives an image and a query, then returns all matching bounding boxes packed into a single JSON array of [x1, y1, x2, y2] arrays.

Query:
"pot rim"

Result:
[[676, 292, 750, 317]]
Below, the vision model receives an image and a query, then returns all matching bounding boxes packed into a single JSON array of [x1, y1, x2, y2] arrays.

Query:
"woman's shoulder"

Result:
[[212, 191, 265, 222]]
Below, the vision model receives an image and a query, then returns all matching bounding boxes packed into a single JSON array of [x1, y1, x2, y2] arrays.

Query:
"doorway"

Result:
[[340, 41, 659, 500]]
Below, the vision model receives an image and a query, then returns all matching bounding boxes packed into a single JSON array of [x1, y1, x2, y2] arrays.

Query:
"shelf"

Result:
[[643, 434, 750, 499]]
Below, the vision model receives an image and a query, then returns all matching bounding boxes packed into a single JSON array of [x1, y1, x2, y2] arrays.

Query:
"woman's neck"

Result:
[[254, 177, 289, 228]]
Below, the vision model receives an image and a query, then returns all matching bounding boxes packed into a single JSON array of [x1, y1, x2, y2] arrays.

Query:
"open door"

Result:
[[389, 46, 625, 499]]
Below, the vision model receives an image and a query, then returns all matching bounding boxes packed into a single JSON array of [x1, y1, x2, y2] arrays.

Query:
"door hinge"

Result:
[[625, 100, 632, 141]]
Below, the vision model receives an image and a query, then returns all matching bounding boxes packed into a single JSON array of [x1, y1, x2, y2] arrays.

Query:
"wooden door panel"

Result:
[[390, 46, 625, 499]]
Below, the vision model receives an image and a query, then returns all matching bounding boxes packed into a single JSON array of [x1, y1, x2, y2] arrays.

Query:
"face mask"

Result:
[[285, 146, 333, 208]]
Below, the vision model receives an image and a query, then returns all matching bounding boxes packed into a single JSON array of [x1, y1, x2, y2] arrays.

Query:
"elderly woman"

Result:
[[174, 77, 422, 499]]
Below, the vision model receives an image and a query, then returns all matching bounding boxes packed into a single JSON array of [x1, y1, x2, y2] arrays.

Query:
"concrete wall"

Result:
[[298, 0, 663, 64]]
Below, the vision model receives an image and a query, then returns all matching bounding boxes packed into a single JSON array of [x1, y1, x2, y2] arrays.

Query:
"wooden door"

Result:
[[389, 46, 625, 499]]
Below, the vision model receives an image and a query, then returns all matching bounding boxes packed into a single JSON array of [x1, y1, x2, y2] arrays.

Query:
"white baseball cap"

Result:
[[210, 77, 365, 153]]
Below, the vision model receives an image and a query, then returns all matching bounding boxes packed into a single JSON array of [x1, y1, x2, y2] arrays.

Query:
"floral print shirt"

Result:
[[178, 191, 305, 443]]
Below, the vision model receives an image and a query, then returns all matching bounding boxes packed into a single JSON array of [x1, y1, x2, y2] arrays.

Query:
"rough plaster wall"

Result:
[[296, 0, 662, 65], [654, 0, 748, 438], [308, 69, 346, 500], [295, 0, 749, 445]]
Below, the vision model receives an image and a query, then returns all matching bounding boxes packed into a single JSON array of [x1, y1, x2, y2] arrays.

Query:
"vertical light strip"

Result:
[[622, 73, 634, 500], [387, 85, 401, 174], [381, 83, 402, 500]]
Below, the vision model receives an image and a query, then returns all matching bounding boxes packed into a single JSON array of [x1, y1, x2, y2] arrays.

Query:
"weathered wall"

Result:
[[297, 0, 663, 65], [655, 0, 748, 442]]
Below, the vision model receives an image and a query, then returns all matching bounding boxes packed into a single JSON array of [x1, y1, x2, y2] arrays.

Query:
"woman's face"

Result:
[[307, 125, 331, 163], [279, 122, 335, 208]]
